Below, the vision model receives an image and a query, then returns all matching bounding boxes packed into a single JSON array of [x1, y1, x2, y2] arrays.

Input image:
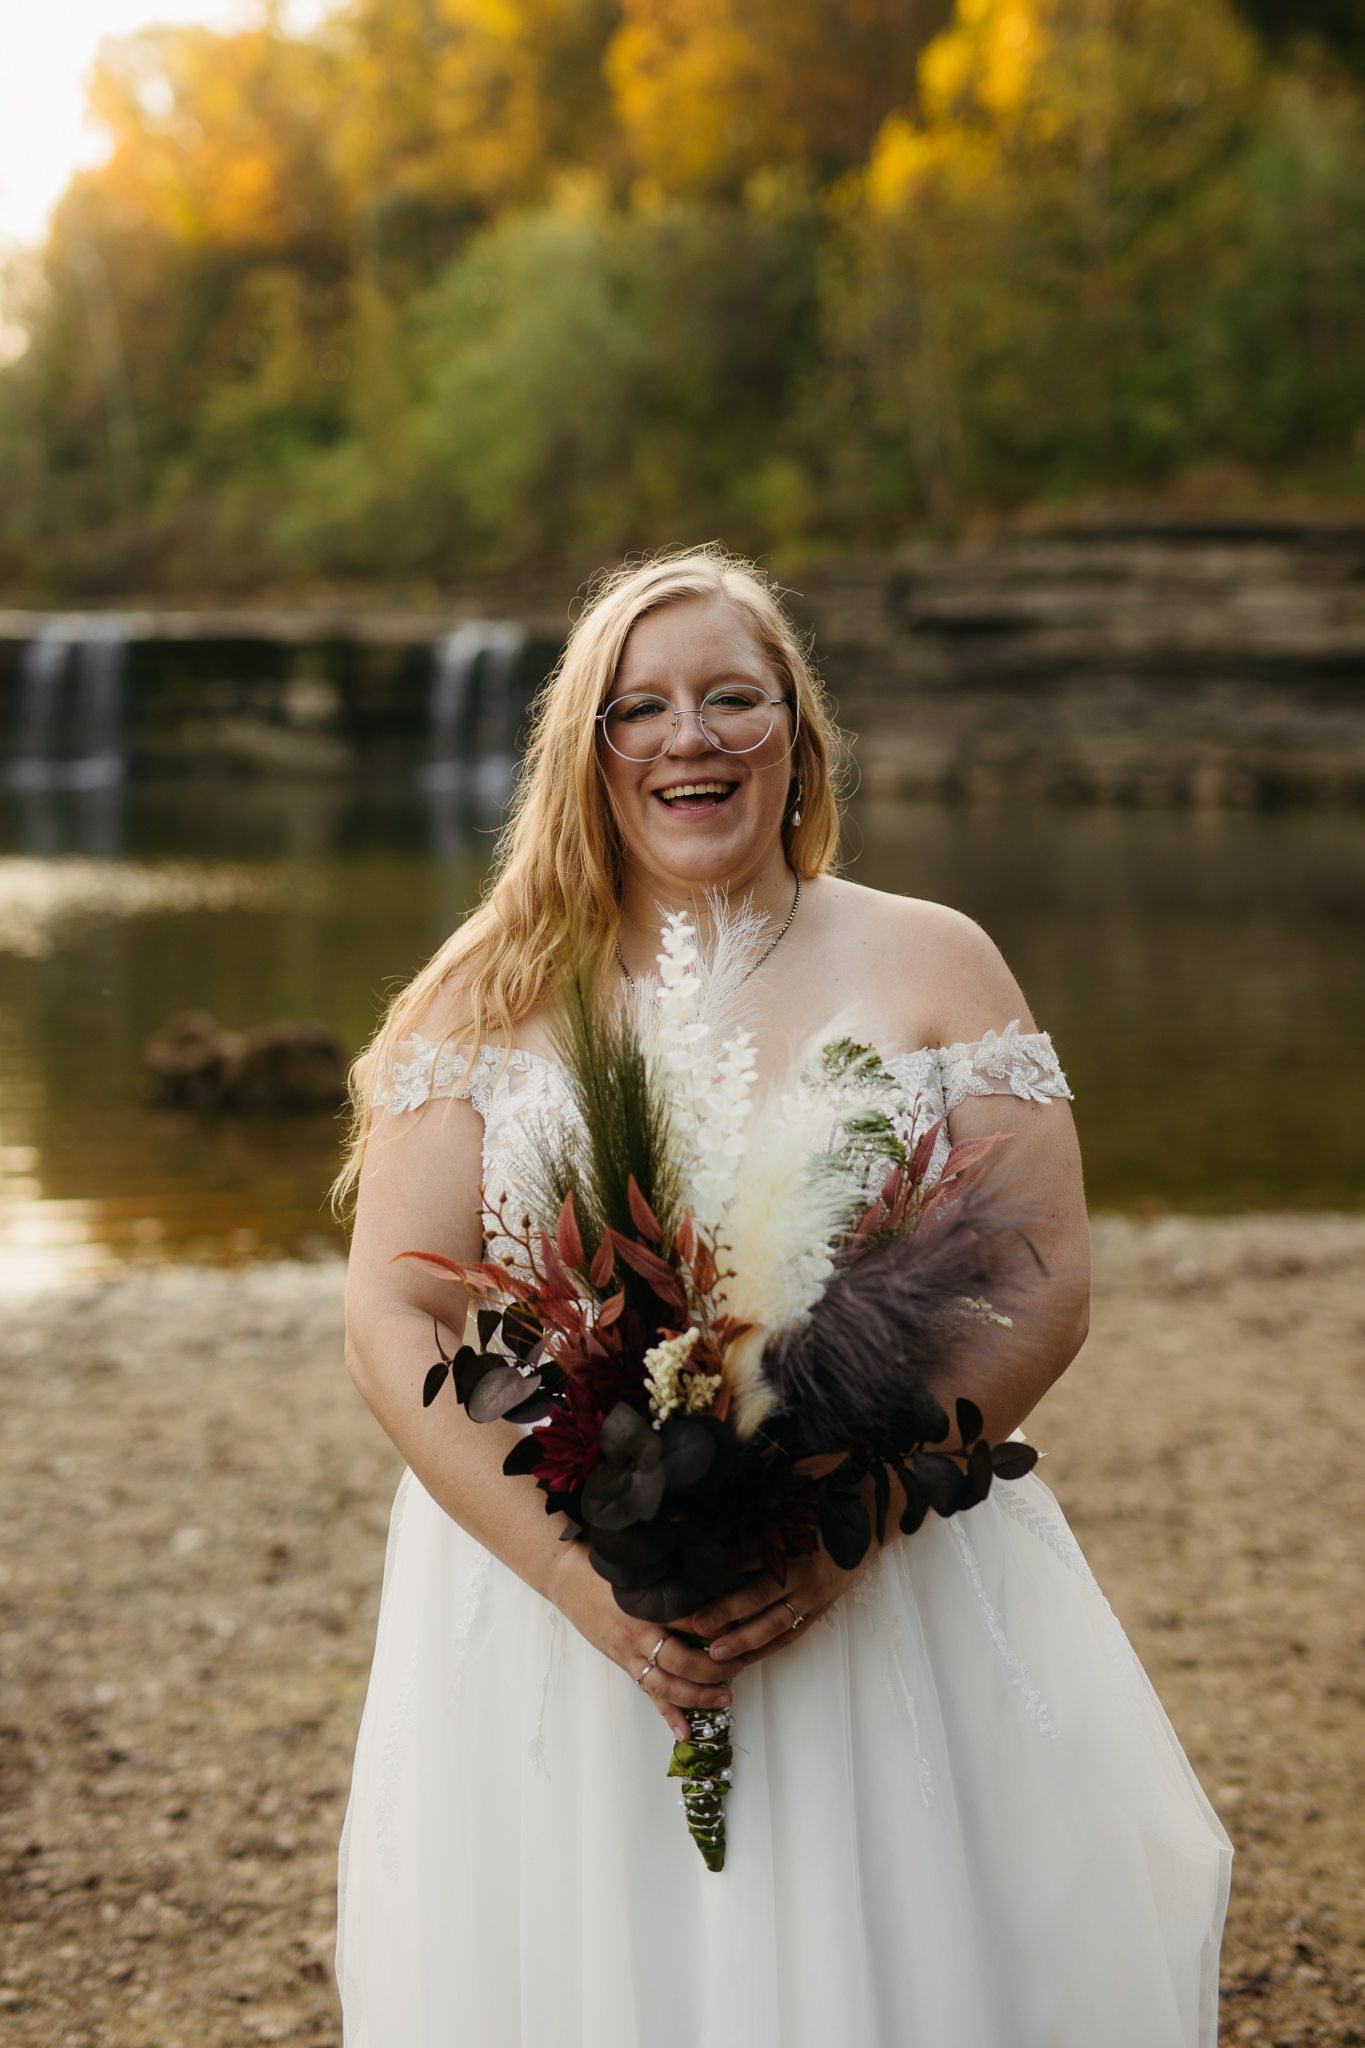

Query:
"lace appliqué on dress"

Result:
[[937, 1021, 1072, 1113], [374, 1035, 539, 1119]]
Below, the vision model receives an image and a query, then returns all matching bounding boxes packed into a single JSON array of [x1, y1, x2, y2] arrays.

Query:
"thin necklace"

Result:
[[615, 875, 802, 997]]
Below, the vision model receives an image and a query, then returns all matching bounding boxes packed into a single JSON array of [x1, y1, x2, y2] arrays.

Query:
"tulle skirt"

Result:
[[337, 1468, 1230, 2048]]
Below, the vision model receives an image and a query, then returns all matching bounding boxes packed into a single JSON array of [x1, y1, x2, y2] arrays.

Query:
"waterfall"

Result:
[[416, 621, 526, 805], [9, 618, 130, 790]]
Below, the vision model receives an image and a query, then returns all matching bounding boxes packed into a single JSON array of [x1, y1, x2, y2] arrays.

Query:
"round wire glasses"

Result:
[[597, 686, 789, 762]]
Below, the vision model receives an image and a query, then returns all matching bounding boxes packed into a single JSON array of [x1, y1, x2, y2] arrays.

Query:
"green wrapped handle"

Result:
[[667, 1706, 734, 1872]]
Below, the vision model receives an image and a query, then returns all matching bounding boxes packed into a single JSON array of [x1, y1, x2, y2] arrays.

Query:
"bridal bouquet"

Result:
[[402, 910, 1038, 1872]]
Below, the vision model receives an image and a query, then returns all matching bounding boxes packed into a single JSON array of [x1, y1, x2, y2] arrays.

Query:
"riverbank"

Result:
[[2, 1214, 1364, 2044]]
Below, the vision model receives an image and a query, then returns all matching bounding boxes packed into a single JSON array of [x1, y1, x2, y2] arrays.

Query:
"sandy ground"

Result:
[[2, 1214, 1363, 2047]]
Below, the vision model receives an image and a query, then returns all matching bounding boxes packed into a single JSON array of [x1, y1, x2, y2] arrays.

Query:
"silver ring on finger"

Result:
[[635, 1634, 670, 1688], [782, 1598, 806, 1631]]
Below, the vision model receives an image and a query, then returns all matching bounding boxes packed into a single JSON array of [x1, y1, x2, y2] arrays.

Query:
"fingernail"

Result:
[[711, 1641, 732, 1660], [717, 1691, 732, 1707]]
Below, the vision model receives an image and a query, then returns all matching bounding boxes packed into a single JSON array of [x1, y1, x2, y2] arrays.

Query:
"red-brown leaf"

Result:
[[675, 1208, 696, 1263], [939, 1131, 1012, 1181], [588, 1234, 615, 1290], [908, 1118, 945, 1183], [555, 1192, 584, 1272], [610, 1230, 687, 1308], [691, 1240, 716, 1295], [792, 1452, 851, 1479], [392, 1250, 467, 1279], [626, 1174, 664, 1244], [538, 1233, 575, 1300], [597, 1288, 626, 1328]]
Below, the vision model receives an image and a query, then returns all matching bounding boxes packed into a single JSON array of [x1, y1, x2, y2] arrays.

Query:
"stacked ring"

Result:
[[782, 1598, 806, 1631], [635, 1634, 670, 1688]]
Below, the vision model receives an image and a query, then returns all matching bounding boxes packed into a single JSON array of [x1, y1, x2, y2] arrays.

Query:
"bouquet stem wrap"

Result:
[[667, 1704, 734, 1873]]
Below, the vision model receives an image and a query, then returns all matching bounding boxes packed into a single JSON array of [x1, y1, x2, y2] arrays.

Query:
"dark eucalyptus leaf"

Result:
[[680, 1533, 747, 1603], [589, 1519, 681, 1569], [912, 1450, 970, 1517], [658, 1418, 717, 1491], [476, 1307, 502, 1350], [819, 1489, 872, 1571], [589, 1543, 675, 1590], [990, 1441, 1039, 1480], [581, 1459, 667, 1531], [599, 1401, 659, 1466], [956, 1397, 984, 1447], [612, 1576, 704, 1624], [965, 1437, 994, 1504], [502, 1435, 545, 1477], [452, 1345, 485, 1404], [666, 1415, 737, 1494], [898, 1477, 930, 1535], [611, 1539, 745, 1622], [503, 1393, 555, 1428], [467, 1364, 543, 1424], [421, 1360, 450, 1408]]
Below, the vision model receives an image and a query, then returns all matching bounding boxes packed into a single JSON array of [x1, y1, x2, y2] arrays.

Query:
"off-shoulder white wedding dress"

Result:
[[337, 1027, 1231, 2048]]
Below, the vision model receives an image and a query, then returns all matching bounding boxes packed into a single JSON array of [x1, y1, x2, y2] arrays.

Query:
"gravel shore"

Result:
[[2, 1214, 1363, 2046]]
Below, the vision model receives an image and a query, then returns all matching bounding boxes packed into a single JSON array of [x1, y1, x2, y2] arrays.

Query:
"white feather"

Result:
[[633, 903, 903, 1436]]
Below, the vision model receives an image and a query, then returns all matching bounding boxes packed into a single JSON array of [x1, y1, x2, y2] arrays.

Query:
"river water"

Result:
[[0, 779, 1361, 1287]]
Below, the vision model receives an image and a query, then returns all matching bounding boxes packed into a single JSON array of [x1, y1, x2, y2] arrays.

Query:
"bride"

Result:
[[336, 548, 1230, 2047]]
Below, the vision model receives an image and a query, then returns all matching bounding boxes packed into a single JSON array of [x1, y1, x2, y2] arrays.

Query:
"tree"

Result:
[[606, 0, 952, 195]]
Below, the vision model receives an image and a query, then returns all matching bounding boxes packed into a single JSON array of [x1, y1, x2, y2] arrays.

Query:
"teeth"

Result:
[[659, 783, 731, 801]]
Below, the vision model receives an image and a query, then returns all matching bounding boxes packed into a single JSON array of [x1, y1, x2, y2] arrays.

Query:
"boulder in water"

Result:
[[142, 1011, 348, 1111], [142, 1010, 245, 1109], [234, 1020, 350, 1110]]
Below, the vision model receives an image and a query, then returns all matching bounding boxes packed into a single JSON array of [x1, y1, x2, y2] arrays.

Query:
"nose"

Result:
[[662, 707, 716, 758]]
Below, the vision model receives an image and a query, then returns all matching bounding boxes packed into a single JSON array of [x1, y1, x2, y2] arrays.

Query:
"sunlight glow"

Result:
[[0, 0, 329, 251]]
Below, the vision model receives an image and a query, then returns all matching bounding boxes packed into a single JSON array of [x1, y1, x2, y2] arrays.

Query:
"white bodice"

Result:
[[376, 1025, 1072, 1239]]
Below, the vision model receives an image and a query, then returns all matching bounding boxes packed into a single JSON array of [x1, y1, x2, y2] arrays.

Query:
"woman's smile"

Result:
[[651, 778, 739, 813]]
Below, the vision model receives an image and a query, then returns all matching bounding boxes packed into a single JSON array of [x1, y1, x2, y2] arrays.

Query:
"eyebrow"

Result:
[[615, 665, 773, 693]]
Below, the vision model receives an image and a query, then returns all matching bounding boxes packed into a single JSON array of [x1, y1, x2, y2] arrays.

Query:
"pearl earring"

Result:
[[791, 783, 803, 826]]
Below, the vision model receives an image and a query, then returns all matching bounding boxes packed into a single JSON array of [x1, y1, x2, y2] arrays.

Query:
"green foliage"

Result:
[[270, 186, 821, 578], [1, 0, 1364, 593], [537, 958, 684, 1314], [796, 5, 1365, 530]]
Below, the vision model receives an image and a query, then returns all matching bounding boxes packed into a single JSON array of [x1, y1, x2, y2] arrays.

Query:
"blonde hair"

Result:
[[335, 544, 846, 1208]]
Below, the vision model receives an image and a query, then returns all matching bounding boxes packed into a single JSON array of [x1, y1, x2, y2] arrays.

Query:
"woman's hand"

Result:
[[547, 1542, 744, 1744], [689, 1543, 860, 1673]]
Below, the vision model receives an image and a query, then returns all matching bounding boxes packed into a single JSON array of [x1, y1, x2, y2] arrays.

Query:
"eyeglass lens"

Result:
[[601, 688, 779, 761]]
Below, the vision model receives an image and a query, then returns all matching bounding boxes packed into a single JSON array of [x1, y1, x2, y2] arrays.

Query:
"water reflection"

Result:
[[12, 783, 125, 859], [0, 779, 1360, 1288]]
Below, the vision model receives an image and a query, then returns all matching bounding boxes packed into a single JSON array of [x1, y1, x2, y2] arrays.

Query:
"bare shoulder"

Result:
[[804, 875, 1035, 1047]]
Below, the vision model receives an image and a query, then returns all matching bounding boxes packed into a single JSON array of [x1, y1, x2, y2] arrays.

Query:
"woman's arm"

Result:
[[344, 1088, 742, 1741]]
